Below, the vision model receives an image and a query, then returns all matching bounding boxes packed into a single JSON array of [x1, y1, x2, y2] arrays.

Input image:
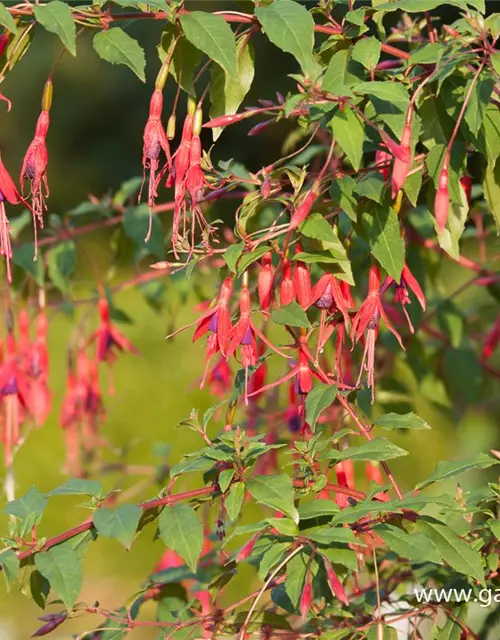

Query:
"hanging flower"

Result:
[[0, 153, 22, 282]]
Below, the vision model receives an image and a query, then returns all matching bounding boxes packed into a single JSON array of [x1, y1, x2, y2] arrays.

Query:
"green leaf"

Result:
[[158, 504, 203, 572], [299, 213, 337, 243], [409, 42, 443, 65], [226, 482, 245, 521], [374, 412, 431, 431], [305, 383, 338, 431], [351, 36, 381, 70], [307, 526, 358, 545], [479, 104, 500, 167], [47, 241, 76, 293], [298, 499, 339, 520], [218, 468, 236, 494], [417, 518, 484, 584], [247, 474, 299, 524], [93, 28, 146, 81], [361, 204, 404, 282], [464, 77, 494, 136], [330, 175, 357, 221], [330, 108, 365, 171], [12, 244, 44, 286], [416, 453, 499, 490], [35, 546, 83, 610], [47, 478, 104, 498], [224, 242, 244, 273], [255, 0, 317, 77], [372, 1, 476, 13], [483, 157, 500, 232], [209, 38, 255, 141], [236, 246, 270, 276], [443, 346, 481, 402], [113, 0, 170, 9], [327, 437, 409, 462], [158, 27, 203, 97], [123, 204, 164, 260], [355, 173, 386, 204], [0, 549, 20, 591], [0, 4, 18, 33], [93, 505, 142, 549], [33, 1, 76, 55], [356, 81, 409, 137], [375, 524, 440, 563], [322, 49, 362, 95], [271, 301, 310, 329], [4, 486, 47, 538], [285, 551, 308, 607], [180, 12, 237, 77]]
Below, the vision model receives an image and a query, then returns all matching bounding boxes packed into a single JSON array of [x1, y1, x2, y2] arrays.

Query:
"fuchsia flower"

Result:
[[294, 245, 312, 309], [141, 87, 171, 240], [0, 154, 22, 283], [392, 263, 426, 333], [258, 252, 274, 314], [351, 265, 404, 402], [28, 311, 51, 427], [334, 460, 355, 509], [390, 107, 413, 198], [87, 298, 139, 394], [206, 357, 232, 397], [435, 154, 450, 233], [192, 277, 233, 359], [279, 259, 296, 306], [482, 314, 500, 361], [20, 80, 52, 254]]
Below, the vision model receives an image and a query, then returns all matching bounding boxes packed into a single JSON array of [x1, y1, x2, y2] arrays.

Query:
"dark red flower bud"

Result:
[[258, 253, 274, 314], [435, 160, 450, 233], [294, 246, 312, 309], [280, 260, 296, 306]]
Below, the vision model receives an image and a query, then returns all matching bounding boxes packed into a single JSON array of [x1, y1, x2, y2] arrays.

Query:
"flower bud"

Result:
[[258, 253, 274, 314], [193, 107, 203, 137], [460, 174, 472, 205], [187, 96, 197, 116], [279, 260, 296, 306], [41, 80, 53, 112], [299, 578, 313, 621], [324, 558, 349, 606], [166, 114, 176, 140], [435, 162, 450, 233], [236, 532, 259, 563], [155, 61, 169, 91], [294, 246, 311, 309]]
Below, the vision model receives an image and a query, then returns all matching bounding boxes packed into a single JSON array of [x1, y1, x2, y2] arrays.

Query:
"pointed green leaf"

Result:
[[331, 108, 365, 171], [4, 486, 47, 538], [255, 0, 317, 77], [209, 38, 255, 141], [35, 546, 83, 610], [374, 412, 431, 431], [375, 524, 440, 563], [465, 77, 493, 136], [247, 474, 299, 524], [93, 28, 146, 81], [351, 36, 381, 70], [180, 12, 237, 77], [113, 0, 170, 9], [483, 157, 500, 232], [0, 4, 17, 34], [12, 244, 44, 286], [47, 478, 104, 498], [0, 549, 20, 591], [33, 1, 76, 55], [416, 453, 499, 490], [298, 499, 339, 520], [355, 173, 386, 204], [362, 204, 404, 282], [322, 49, 362, 95], [158, 503, 203, 572], [417, 518, 484, 584], [224, 242, 244, 273], [93, 505, 142, 549], [299, 213, 338, 243], [305, 383, 338, 432], [327, 437, 409, 462], [226, 482, 246, 521], [272, 301, 310, 329], [47, 241, 76, 293], [158, 27, 203, 97]]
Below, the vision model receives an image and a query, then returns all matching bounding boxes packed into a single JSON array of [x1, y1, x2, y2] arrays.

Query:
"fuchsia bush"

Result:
[[0, 0, 499, 638]]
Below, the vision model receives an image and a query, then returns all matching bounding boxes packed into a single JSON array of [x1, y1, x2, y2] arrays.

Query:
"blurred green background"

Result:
[[0, 2, 498, 638]]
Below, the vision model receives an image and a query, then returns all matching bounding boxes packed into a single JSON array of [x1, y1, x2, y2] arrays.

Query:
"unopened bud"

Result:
[[166, 114, 176, 140], [299, 579, 313, 621], [155, 61, 170, 91], [193, 107, 203, 137], [187, 96, 197, 116], [41, 80, 53, 112]]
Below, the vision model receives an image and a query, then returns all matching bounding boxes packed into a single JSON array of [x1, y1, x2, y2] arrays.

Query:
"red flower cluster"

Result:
[[0, 308, 50, 468]]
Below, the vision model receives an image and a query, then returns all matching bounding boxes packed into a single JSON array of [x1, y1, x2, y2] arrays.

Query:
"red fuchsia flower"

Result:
[[482, 314, 500, 361], [141, 83, 171, 241], [236, 532, 261, 563], [0, 316, 30, 467], [60, 358, 83, 477], [375, 148, 392, 181], [227, 279, 289, 403], [334, 459, 355, 509], [460, 174, 472, 205], [279, 259, 296, 306], [294, 245, 312, 309], [20, 80, 52, 255], [365, 461, 389, 502], [17, 308, 31, 367], [390, 107, 413, 198], [351, 265, 404, 402], [172, 102, 195, 254], [0, 153, 22, 282], [247, 341, 267, 402], [299, 575, 313, 622], [434, 153, 450, 233], [191, 277, 233, 360], [258, 252, 274, 314], [28, 310, 51, 428], [391, 263, 426, 333], [0, 32, 8, 57], [87, 298, 139, 394], [206, 356, 232, 397], [322, 556, 349, 606], [310, 273, 351, 329]]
